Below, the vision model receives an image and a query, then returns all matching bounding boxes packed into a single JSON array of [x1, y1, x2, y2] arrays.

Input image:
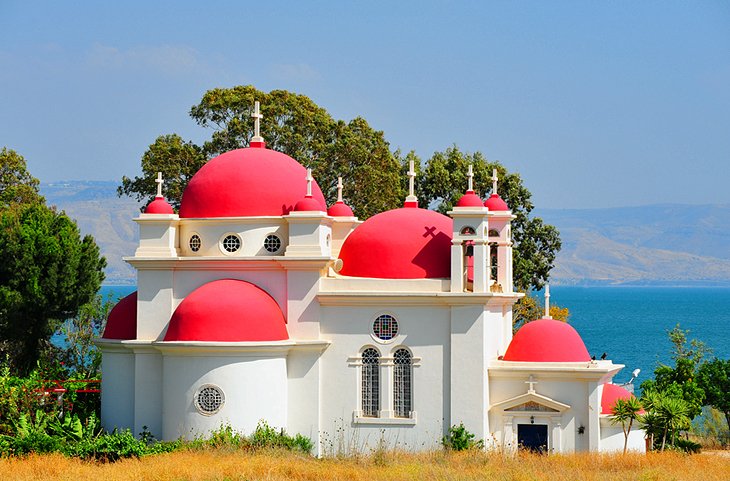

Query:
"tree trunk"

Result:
[[661, 427, 668, 451], [623, 419, 633, 454]]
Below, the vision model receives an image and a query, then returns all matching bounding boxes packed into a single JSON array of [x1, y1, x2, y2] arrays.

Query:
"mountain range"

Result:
[[40, 181, 730, 286]]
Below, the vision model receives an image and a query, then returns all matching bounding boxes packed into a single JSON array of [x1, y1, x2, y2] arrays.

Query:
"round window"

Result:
[[189, 234, 201, 252], [373, 314, 399, 341], [221, 234, 241, 253], [264, 234, 282, 253], [194, 385, 225, 415]]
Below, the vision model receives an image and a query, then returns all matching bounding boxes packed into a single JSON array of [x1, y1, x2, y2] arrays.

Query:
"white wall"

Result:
[[100, 349, 135, 432], [600, 418, 646, 452], [161, 352, 287, 440]]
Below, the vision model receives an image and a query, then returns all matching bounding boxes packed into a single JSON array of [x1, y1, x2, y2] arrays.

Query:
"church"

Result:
[[96, 103, 645, 454]]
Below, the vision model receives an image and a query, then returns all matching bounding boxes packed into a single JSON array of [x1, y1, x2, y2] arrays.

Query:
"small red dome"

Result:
[[145, 196, 174, 214], [503, 318, 590, 362], [601, 383, 638, 414], [164, 279, 288, 342], [179, 148, 326, 218], [456, 191, 484, 207], [485, 193, 509, 211], [338, 208, 453, 279], [103, 292, 137, 340], [328, 201, 354, 217], [294, 196, 324, 212]]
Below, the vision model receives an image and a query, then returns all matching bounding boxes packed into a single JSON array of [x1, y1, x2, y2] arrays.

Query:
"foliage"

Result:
[[442, 422, 483, 451], [417, 146, 561, 291], [692, 406, 730, 447], [640, 389, 692, 451], [0, 203, 106, 375], [119, 86, 405, 219], [609, 396, 644, 453], [512, 292, 569, 332], [697, 358, 730, 439], [0, 147, 45, 209]]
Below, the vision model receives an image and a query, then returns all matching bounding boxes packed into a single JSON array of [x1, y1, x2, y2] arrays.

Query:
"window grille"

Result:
[[264, 234, 282, 253], [194, 385, 225, 415], [373, 314, 398, 341], [393, 349, 412, 418], [189, 234, 201, 252], [361, 348, 380, 417], [490, 243, 498, 279], [222, 234, 241, 253]]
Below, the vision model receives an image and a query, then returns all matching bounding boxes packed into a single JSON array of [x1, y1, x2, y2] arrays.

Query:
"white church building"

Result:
[[97, 105, 645, 454]]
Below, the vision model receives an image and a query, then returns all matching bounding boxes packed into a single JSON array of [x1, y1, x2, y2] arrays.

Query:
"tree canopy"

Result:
[[0, 148, 106, 375], [119, 86, 561, 291], [697, 358, 730, 434], [0, 147, 45, 209]]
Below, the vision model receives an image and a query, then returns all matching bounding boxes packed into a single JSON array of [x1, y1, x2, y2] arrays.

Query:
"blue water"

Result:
[[550, 286, 730, 385], [98, 285, 730, 385]]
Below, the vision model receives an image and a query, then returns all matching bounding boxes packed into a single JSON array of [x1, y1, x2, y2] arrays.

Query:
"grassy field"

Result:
[[1, 449, 729, 481]]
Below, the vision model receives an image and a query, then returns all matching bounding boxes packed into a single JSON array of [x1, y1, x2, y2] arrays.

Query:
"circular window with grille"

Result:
[[221, 234, 241, 253], [264, 234, 282, 253], [372, 314, 399, 342], [194, 384, 225, 415], [189, 234, 201, 252]]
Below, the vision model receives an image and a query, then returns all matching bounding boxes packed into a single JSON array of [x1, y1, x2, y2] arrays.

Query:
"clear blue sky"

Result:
[[1, 1, 728, 209]]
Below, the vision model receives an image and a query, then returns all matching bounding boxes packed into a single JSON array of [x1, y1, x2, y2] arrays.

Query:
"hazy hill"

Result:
[[40, 182, 730, 286]]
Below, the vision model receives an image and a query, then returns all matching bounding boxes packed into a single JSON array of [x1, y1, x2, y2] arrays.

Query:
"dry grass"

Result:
[[1, 449, 729, 481]]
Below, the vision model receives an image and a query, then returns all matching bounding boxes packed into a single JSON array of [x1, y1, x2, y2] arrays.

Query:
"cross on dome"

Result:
[[251, 100, 264, 143], [306, 167, 313, 197], [405, 159, 418, 206], [492, 168, 499, 195], [525, 375, 538, 393], [155, 172, 164, 197], [337, 176, 344, 203], [467, 164, 474, 192], [544, 284, 552, 319]]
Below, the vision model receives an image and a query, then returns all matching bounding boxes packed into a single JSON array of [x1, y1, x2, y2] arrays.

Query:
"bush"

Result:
[[442, 423, 483, 451], [672, 438, 701, 454]]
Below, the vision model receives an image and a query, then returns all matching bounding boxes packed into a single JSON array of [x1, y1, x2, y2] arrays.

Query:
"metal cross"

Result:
[[467, 164, 474, 192], [492, 168, 499, 195], [155, 172, 163, 197], [544, 284, 551, 318], [306, 168, 313, 197], [337, 176, 344, 203], [526, 375, 538, 393], [251, 100, 263, 140], [406, 159, 417, 202]]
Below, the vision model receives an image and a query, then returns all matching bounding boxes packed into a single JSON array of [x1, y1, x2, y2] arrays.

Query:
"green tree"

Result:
[[609, 396, 644, 453], [0, 147, 45, 209], [120, 86, 404, 219], [418, 146, 561, 291], [512, 292, 569, 332], [697, 358, 730, 437], [0, 204, 106, 375]]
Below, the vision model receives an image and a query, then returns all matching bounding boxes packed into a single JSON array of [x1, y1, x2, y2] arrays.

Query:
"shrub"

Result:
[[442, 423, 483, 451]]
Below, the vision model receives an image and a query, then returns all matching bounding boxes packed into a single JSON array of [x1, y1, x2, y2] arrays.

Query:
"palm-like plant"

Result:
[[658, 396, 691, 450], [610, 396, 644, 453]]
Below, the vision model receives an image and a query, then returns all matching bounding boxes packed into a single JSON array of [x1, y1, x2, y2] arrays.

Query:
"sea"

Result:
[[98, 285, 730, 386]]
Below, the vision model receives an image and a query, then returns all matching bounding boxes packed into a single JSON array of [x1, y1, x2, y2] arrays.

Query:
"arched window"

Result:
[[393, 348, 412, 418], [490, 242, 499, 280], [361, 348, 380, 417]]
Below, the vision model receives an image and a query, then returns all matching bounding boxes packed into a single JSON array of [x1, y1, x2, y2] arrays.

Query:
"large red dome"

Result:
[[179, 147, 327, 218], [164, 279, 288, 342], [601, 383, 636, 414], [503, 318, 591, 362], [338, 208, 453, 279], [103, 291, 137, 340]]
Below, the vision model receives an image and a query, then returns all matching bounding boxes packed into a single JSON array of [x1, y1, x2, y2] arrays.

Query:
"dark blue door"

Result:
[[517, 424, 548, 453]]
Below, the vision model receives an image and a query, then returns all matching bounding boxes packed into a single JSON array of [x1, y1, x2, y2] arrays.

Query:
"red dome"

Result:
[[294, 196, 324, 212], [485, 193, 509, 211], [103, 292, 137, 340], [601, 383, 637, 414], [179, 148, 327, 218], [145, 196, 174, 214], [338, 208, 453, 279], [456, 191, 484, 207], [164, 279, 288, 342], [503, 318, 591, 362], [328, 201, 354, 217]]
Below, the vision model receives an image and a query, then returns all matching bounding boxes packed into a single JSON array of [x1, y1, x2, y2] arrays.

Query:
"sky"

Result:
[[1, 1, 728, 209]]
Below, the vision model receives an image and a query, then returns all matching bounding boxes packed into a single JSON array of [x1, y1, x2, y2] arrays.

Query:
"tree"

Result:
[[512, 292, 569, 332], [120, 86, 404, 219], [697, 358, 730, 437], [0, 203, 106, 375], [418, 146, 561, 291], [0, 147, 45, 209], [610, 396, 644, 453]]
